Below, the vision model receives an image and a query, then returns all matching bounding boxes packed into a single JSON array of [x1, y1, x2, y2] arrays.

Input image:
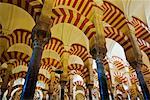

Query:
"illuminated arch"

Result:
[[130, 16, 150, 43], [54, 0, 94, 19], [69, 43, 92, 62], [41, 58, 62, 72], [44, 37, 65, 57], [0, 0, 42, 20], [52, 8, 96, 40], [100, 1, 129, 32], [0, 51, 30, 64], [114, 72, 128, 84], [68, 64, 89, 80]]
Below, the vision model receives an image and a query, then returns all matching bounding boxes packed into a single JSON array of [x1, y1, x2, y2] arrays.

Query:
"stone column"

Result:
[[95, 54, 109, 100], [69, 72, 74, 100], [126, 28, 150, 99], [105, 61, 114, 100], [60, 51, 70, 100], [85, 58, 94, 100], [60, 81, 67, 100], [92, 6, 109, 100], [85, 88, 89, 100], [0, 63, 13, 100], [49, 70, 56, 100], [21, 21, 51, 100], [87, 84, 93, 100], [130, 61, 150, 99]]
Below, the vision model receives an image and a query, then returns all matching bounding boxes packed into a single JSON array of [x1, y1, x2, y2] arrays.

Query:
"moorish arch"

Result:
[[0, 0, 43, 21], [137, 39, 150, 59], [104, 26, 132, 53], [100, 1, 129, 33], [0, 51, 30, 64], [7, 29, 32, 48], [130, 16, 150, 43], [111, 56, 126, 70], [68, 43, 92, 63], [40, 57, 62, 73], [0, 3, 35, 33], [53, 0, 95, 19], [44, 37, 65, 57], [51, 8, 96, 48], [68, 64, 89, 81], [105, 26, 150, 61]]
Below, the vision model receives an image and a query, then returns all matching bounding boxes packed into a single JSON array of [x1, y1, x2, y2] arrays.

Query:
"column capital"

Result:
[[86, 83, 94, 89], [129, 60, 143, 69], [60, 79, 67, 87], [31, 21, 52, 49], [90, 45, 107, 61]]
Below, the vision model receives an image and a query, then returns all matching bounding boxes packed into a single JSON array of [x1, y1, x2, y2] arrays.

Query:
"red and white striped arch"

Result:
[[69, 43, 92, 62], [10, 60, 27, 69], [100, 1, 129, 31], [105, 26, 150, 59], [73, 80, 86, 90], [41, 58, 62, 72], [44, 37, 65, 57], [68, 64, 89, 79], [104, 26, 132, 52], [0, 51, 30, 64], [0, 0, 42, 20], [141, 64, 150, 76], [52, 8, 96, 40], [130, 16, 150, 43], [130, 73, 138, 83], [7, 29, 32, 48], [8, 71, 51, 86], [111, 56, 125, 70], [114, 72, 128, 84], [9, 71, 26, 81], [54, 0, 95, 19], [137, 39, 150, 59], [37, 74, 50, 85]]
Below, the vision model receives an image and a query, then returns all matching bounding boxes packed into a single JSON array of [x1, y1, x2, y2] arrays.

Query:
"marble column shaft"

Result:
[[96, 59, 109, 100], [21, 24, 51, 100], [132, 62, 150, 100], [60, 81, 67, 100]]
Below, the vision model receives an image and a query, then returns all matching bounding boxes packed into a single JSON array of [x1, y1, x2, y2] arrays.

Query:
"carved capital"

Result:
[[90, 44, 107, 61], [129, 60, 143, 69], [32, 21, 52, 49], [86, 83, 94, 89], [60, 80, 67, 89]]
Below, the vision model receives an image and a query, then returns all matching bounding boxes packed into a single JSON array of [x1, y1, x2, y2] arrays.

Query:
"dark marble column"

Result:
[[96, 58, 109, 100], [130, 61, 150, 100], [60, 81, 67, 100], [87, 84, 93, 100], [21, 23, 51, 100]]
